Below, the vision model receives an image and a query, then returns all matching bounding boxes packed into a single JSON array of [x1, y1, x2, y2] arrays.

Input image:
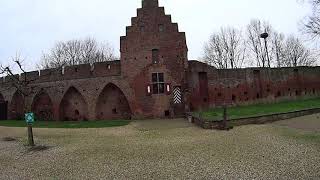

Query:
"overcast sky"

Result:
[[0, 0, 312, 71]]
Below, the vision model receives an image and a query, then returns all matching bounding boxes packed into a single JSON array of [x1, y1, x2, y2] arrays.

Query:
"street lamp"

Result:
[[260, 32, 270, 68]]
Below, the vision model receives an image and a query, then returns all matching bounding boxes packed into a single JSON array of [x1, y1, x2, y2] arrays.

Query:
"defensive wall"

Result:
[[0, 0, 319, 121]]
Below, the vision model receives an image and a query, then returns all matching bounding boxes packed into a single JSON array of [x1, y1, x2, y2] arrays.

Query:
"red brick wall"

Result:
[[188, 61, 320, 110], [31, 91, 53, 121], [120, 0, 188, 117], [96, 83, 131, 120], [8, 91, 24, 120], [59, 87, 88, 121], [0, 1, 319, 121]]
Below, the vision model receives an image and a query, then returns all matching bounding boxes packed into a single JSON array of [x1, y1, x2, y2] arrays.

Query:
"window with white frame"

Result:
[[152, 73, 165, 94]]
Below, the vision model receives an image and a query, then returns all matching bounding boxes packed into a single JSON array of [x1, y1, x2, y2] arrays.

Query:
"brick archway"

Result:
[[0, 93, 4, 102], [96, 83, 132, 120], [9, 91, 24, 120], [59, 87, 88, 121], [32, 91, 53, 121]]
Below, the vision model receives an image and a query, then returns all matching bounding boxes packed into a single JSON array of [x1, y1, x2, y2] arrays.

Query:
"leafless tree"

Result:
[[39, 37, 117, 69], [0, 54, 32, 98], [283, 35, 316, 67], [203, 27, 246, 69], [246, 19, 273, 67], [271, 32, 286, 67], [302, 0, 320, 38], [1, 54, 42, 145]]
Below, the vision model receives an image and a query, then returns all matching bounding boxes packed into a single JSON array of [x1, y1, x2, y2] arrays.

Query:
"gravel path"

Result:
[[274, 113, 320, 132], [0, 118, 319, 179]]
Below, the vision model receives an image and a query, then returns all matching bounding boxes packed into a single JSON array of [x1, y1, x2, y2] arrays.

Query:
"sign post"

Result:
[[25, 113, 35, 146]]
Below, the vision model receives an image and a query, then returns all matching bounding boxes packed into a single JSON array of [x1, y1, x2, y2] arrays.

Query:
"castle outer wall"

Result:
[[0, 0, 319, 121], [188, 61, 320, 110]]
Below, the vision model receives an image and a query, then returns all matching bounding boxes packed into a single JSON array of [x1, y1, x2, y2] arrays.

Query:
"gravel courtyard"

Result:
[[0, 114, 320, 179]]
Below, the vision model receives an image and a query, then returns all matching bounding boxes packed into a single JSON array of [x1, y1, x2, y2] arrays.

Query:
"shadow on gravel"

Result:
[[26, 145, 51, 152], [2, 137, 17, 142]]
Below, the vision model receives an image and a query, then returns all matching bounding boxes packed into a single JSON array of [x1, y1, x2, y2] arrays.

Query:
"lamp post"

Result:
[[260, 32, 270, 68]]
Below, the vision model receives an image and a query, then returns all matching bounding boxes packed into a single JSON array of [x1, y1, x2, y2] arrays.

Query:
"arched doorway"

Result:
[[9, 91, 24, 120], [32, 91, 53, 121], [96, 83, 132, 120], [59, 87, 88, 121], [0, 93, 8, 120]]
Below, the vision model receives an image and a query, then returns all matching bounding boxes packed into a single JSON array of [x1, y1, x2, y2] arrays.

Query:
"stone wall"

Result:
[[189, 108, 320, 130]]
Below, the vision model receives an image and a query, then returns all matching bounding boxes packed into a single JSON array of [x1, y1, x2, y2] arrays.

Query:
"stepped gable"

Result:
[[120, 0, 188, 84]]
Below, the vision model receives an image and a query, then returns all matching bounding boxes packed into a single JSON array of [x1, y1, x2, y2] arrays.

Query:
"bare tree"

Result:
[[271, 32, 286, 67], [0, 54, 32, 97], [203, 27, 246, 69], [302, 0, 320, 38], [283, 35, 316, 67], [0, 54, 40, 146], [39, 37, 117, 69], [246, 19, 273, 67]]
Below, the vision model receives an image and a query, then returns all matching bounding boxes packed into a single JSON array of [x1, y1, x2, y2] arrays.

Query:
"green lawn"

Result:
[[194, 97, 320, 121], [0, 120, 131, 128]]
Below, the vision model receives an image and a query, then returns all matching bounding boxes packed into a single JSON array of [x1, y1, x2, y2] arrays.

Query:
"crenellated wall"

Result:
[[0, 61, 121, 84], [0, 0, 319, 121], [188, 61, 320, 110], [0, 59, 319, 121]]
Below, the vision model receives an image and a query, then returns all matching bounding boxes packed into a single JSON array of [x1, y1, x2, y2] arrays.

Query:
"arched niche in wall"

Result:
[[96, 83, 132, 120], [0, 93, 8, 120], [0, 93, 4, 102], [31, 91, 54, 121], [9, 91, 24, 120], [59, 87, 88, 121]]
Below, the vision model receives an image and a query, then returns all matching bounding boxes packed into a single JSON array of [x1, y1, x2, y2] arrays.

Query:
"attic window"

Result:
[[159, 24, 164, 32], [152, 49, 159, 64], [140, 26, 145, 32], [107, 65, 111, 70], [75, 68, 78, 72]]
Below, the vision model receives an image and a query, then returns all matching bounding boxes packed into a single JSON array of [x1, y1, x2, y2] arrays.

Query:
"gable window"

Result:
[[152, 73, 165, 94], [159, 24, 164, 32], [152, 49, 159, 64], [140, 26, 145, 32]]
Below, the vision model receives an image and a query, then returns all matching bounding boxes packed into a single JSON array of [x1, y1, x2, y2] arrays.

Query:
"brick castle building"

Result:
[[0, 0, 319, 121]]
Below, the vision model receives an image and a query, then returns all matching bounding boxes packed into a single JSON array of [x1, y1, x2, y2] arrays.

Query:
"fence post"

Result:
[[223, 105, 228, 129], [27, 124, 35, 146]]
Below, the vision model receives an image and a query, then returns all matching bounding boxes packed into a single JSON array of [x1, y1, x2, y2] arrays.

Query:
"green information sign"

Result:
[[25, 113, 35, 124]]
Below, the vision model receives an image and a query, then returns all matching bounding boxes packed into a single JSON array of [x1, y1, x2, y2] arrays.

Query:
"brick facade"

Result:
[[0, 0, 319, 121]]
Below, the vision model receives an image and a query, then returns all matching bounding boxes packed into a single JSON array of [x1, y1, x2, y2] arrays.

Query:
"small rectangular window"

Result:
[[159, 83, 165, 93], [140, 26, 145, 32], [152, 49, 159, 64], [152, 73, 158, 82], [159, 24, 164, 32], [158, 73, 164, 82], [153, 84, 159, 94], [152, 73, 165, 94]]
